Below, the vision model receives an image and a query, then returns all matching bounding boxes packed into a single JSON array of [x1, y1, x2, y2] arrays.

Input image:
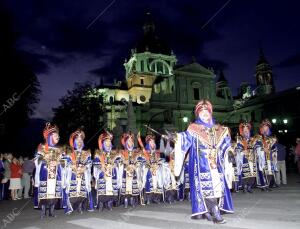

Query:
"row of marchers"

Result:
[[33, 124, 188, 218], [33, 119, 277, 219]]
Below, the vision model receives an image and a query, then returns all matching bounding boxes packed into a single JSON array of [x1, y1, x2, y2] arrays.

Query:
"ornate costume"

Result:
[[138, 133, 163, 204], [229, 140, 241, 192], [120, 133, 139, 208], [62, 129, 93, 214], [93, 132, 119, 211], [254, 119, 278, 190], [34, 123, 63, 218], [235, 122, 257, 193], [134, 150, 148, 205], [174, 100, 234, 224]]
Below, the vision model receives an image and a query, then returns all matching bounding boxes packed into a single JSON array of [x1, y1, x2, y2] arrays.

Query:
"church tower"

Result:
[[216, 70, 233, 101], [123, 12, 177, 104], [255, 48, 275, 95]]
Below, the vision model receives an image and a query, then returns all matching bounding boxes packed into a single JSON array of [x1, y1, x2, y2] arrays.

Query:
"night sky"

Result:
[[3, 0, 300, 120]]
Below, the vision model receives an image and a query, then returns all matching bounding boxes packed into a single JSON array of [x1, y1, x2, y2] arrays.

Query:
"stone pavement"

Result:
[[0, 174, 299, 229]]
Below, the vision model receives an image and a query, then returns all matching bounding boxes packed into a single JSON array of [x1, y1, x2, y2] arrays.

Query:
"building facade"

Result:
[[88, 13, 300, 144]]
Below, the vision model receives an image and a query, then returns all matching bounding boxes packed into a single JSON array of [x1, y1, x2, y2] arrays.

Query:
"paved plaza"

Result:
[[1, 175, 300, 229]]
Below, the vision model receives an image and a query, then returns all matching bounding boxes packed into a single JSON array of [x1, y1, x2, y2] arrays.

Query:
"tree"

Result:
[[0, 6, 40, 153], [52, 82, 104, 150]]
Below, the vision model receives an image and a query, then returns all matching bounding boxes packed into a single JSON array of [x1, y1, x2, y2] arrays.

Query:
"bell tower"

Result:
[[216, 70, 233, 101], [255, 48, 275, 95], [123, 12, 177, 104]]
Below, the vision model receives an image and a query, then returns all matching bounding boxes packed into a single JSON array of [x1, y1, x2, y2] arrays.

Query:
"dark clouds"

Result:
[[3, 0, 227, 72], [2, 0, 300, 119], [19, 51, 65, 74], [275, 53, 300, 68]]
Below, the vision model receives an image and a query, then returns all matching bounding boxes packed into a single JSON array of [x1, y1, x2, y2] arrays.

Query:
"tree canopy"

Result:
[[52, 82, 104, 149], [0, 6, 41, 154]]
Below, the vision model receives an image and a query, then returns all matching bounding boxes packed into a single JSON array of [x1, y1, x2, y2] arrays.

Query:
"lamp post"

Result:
[[182, 116, 188, 123], [271, 117, 289, 134], [181, 116, 189, 131]]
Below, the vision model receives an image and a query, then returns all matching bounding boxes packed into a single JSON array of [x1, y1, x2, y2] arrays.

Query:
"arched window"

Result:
[[141, 60, 144, 72], [149, 60, 170, 75], [192, 82, 202, 100], [109, 96, 114, 104], [157, 62, 163, 74], [193, 88, 200, 100]]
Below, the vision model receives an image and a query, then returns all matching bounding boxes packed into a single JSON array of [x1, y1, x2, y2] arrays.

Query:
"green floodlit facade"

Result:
[[87, 13, 300, 143]]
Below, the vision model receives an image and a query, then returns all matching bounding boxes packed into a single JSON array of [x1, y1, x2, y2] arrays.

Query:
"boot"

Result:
[[191, 214, 202, 220], [40, 205, 46, 219], [98, 201, 104, 212], [212, 206, 226, 224], [48, 204, 56, 218], [107, 200, 113, 211], [65, 207, 73, 215], [168, 195, 172, 204], [65, 201, 73, 215], [153, 195, 160, 204], [266, 187, 272, 191], [130, 197, 135, 208], [87, 193, 94, 212], [243, 185, 247, 193], [187, 192, 191, 201], [247, 185, 253, 193], [124, 197, 128, 208], [78, 202, 83, 214], [202, 212, 213, 221], [146, 196, 151, 205]]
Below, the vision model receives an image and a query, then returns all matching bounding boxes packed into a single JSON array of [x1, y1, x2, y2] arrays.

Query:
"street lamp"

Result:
[[182, 117, 188, 123], [271, 118, 277, 124], [283, 119, 288, 124]]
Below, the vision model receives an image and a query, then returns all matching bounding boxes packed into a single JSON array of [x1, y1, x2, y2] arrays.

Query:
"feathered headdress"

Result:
[[145, 134, 156, 151], [239, 121, 252, 136], [121, 132, 135, 151], [69, 129, 85, 161], [69, 129, 85, 149], [194, 99, 213, 117], [98, 131, 113, 153], [259, 119, 272, 135], [43, 122, 59, 152]]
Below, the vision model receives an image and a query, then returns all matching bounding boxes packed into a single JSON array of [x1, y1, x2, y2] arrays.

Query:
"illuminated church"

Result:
[[88, 13, 300, 142]]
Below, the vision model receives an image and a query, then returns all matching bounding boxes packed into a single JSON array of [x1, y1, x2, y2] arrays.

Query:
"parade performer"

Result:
[[254, 119, 278, 191], [93, 131, 119, 211], [68, 129, 94, 212], [34, 123, 63, 218], [134, 149, 148, 205], [162, 154, 178, 204], [120, 133, 139, 208], [173, 99, 234, 224], [235, 121, 257, 193], [230, 140, 241, 193], [62, 129, 92, 214], [138, 133, 163, 204], [144, 134, 165, 204]]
